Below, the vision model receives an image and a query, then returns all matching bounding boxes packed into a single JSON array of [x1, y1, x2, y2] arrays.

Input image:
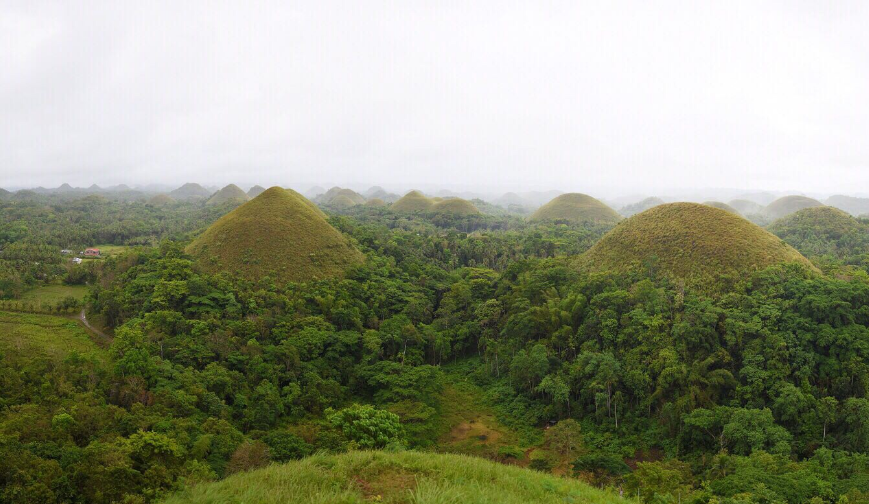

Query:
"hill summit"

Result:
[[764, 195, 824, 220], [169, 183, 211, 200], [530, 193, 621, 224], [186, 187, 364, 282], [160, 450, 623, 504], [577, 203, 815, 290], [392, 191, 481, 215], [206, 184, 250, 206]]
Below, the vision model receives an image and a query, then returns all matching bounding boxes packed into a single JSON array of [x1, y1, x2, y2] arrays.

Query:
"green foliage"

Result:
[[327, 404, 405, 449], [530, 193, 622, 225], [768, 206, 869, 259]]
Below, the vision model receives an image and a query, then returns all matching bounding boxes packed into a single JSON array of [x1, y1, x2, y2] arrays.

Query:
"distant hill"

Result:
[[147, 194, 175, 206], [0, 188, 10, 199], [186, 187, 363, 283], [305, 185, 326, 199], [170, 183, 211, 200], [391, 191, 481, 215], [364, 197, 386, 207], [364, 186, 400, 203], [530, 193, 622, 225], [729, 199, 765, 215], [247, 185, 266, 198], [826, 195, 869, 216], [495, 192, 526, 209], [703, 201, 739, 214], [764, 195, 824, 220], [160, 451, 624, 504], [577, 203, 815, 291], [316, 187, 366, 206], [769, 206, 869, 258], [206, 184, 250, 206], [619, 196, 665, 217], [392, 190, 434, 212]]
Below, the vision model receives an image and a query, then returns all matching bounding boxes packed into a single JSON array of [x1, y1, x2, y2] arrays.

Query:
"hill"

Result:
[[530, 193, 622, 225], [703, 201, 738, 213], [764, 195, 824, 220], [826, 195, 869, 216], [317, 187, 366, 206], [392, 190, 436, 212], [161, 451, 624, 504], [620, 196, 665, 217], [147, 194, 175, 206], [186, 187, 364, 283], [247, 185, 266, 198], [432, 198, 481, 215], [170, 183, 211, 200], [577, 203, 815, 290], [768, 206, 868, 258], [0, 188, 10, 199], [729, 199, 764, 215], [364, 197, 386, 207], [206, 184, 250, 206]]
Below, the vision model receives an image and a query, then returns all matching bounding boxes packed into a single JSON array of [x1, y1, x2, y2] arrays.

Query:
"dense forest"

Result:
[[3, 191, 869, 504]]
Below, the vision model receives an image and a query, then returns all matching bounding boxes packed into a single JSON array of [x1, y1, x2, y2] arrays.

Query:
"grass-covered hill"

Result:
[[577, 203, 816, 290], [768, 206, 869, 258], [206, 184, 250, 206], [729, 199, 764, 215], [530, 193, 622, 225], [317, 187, 366, 206], [364, 197, 386, 207], [147, 194, 175, 206], [161, 451, 625, 504], [391, 191, 481, 215], [619, 196, 665, 217], [703, 201, 739, 214], [431, 198, 481, 215], [186, 187, 364, 282], [392, 190, 435, 212], [247, 185, 266, 198], [764, 195, 824, 220], [826, 194, 869, 216], [169, 182, 211, 200]]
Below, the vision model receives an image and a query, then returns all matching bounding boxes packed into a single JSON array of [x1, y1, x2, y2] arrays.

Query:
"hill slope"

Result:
[[620, 197, 665, 217], [729, 199, 764, 215], [247, 185, 266, 198], [186, 187, 363, 282], [392, 190, 436, 212], [161, 451, 624, 504], [530, 193, 622, 225], [577, 203, 815, 289], [826, 195, 869, 216], [206, 184, 250, 206], [317, 187, 366, 206], [764, 195, 824, 220], [703, 201, 739, 214], [431, 198, 481, 215]]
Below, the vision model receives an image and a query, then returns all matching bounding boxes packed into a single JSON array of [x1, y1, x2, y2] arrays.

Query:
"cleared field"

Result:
[[19, 284, 89, 305], [0, 310, 106, 363], [88, 244, 131, 257]]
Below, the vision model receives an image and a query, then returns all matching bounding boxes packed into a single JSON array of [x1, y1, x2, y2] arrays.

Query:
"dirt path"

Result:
[[77, 309, 112, 345]]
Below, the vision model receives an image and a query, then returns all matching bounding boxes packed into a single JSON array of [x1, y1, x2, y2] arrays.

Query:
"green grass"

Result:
[[530, 194, 622, 225], [0, 310, 106, 363], [19, 284, 88, 305], [160, 450, 627, 504], [577, 202, 817, 291], [186, 187, 364, 283], [764, 195, 824, 220]]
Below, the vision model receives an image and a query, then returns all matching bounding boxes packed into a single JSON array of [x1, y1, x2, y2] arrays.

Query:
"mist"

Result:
[[2, 1, 868, 198]]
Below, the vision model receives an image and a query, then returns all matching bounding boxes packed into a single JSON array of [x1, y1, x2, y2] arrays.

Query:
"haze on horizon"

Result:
[[2, 1, 868, 197]]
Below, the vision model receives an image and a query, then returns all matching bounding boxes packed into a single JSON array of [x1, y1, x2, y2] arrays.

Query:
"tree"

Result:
[[327, 404, 405, 449], [545, 419, 583, 459]]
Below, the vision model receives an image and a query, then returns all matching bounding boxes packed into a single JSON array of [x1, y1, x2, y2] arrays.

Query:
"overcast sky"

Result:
[[2, 1, 868, 195]]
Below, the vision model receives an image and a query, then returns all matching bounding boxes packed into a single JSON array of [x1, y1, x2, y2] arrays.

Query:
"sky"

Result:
[[2, 1, 868, 196]]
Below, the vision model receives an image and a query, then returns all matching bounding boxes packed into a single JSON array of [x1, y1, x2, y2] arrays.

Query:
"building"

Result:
[[61, 249, 72, 254], [72, 257, 82, 264], [83, 248, 100, 257]]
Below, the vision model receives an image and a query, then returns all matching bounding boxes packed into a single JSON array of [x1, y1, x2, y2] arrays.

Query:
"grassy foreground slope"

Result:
[[577, 203, 816, 289], [162, 451, 625, 504], [0, 310, 106, 364], [186, 187, 364, 283], [530, 193, 622, 225]]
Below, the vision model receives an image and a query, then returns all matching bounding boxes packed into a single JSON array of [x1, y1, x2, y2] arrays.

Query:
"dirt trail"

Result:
[[77, 309, 112, 345]]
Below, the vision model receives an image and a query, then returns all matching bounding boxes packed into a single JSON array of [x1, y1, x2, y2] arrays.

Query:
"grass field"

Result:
[[19, 284, 89, 305], [89, 244, 131, 257], [161, 450, 627, 504], [0, 310, 106, 363]]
